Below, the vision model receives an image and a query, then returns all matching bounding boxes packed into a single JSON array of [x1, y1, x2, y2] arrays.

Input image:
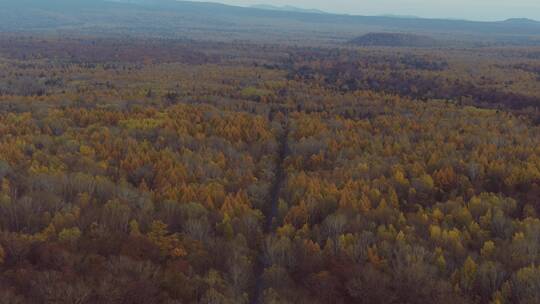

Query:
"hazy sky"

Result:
[[191, 0, 540, 21]]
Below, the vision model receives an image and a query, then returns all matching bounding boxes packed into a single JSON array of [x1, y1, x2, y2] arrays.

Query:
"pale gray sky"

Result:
[[191, 0, 540, 21]]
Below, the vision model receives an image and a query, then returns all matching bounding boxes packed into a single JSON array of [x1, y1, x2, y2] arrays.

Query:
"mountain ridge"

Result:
[[249, 4, 327, 14], [1, 0, 540, 45]]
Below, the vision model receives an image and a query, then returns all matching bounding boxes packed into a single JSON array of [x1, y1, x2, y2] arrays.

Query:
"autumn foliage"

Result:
[[0, 36, 540, 303]]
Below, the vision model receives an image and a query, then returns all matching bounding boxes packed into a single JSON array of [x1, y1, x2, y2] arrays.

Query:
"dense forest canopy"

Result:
[[0, 34, 539, 303], [1, 1, 540, 303]]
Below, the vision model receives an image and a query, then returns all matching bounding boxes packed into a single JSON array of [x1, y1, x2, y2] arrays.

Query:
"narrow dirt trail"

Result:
[[263, 113, 289, 234], [250, 109, 289, 304]]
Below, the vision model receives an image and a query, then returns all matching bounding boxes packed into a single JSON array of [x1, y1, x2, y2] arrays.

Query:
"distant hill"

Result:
[[503, 18, 540, 24], [250, 4, 327, 15], [1, 0, 540, 45], [379, 14, 420, 19], [349, 33, 441, 47]]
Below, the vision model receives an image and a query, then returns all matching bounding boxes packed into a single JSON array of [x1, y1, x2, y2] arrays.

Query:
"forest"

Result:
[[0, 33, 540, 304]]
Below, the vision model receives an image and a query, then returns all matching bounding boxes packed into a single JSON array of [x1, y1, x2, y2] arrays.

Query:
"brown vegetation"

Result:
[[0, 36, 539, 303]]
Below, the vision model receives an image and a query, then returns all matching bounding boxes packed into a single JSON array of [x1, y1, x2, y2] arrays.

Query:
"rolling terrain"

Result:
[[1, 0, 540, 45], [1, 1, 540, 303]]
